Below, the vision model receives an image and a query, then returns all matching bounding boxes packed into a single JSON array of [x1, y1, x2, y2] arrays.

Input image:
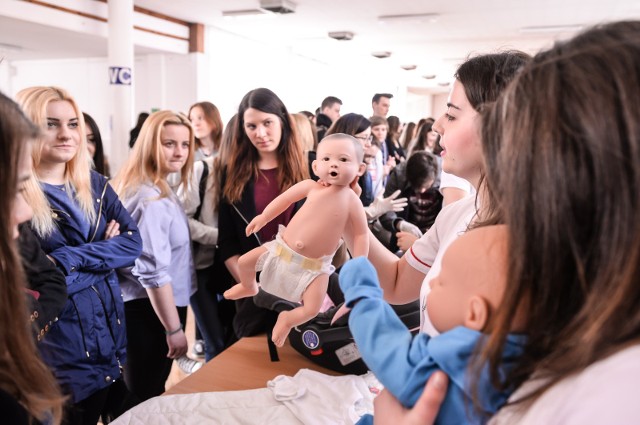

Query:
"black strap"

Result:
[[193, 160, 209, 221], [267, 313, 280, 362]]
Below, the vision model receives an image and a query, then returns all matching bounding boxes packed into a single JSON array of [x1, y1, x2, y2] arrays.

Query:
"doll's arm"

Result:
[[348, 193, 370, 258], [340, 257, 437, 407], [246, 179, 317, 236]]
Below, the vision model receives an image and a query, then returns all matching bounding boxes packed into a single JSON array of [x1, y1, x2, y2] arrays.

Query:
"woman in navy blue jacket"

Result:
[[17, 86, 142, 425]]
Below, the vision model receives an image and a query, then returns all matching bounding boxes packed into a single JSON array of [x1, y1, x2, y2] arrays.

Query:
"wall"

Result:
[[204, 27, 433, 124], [1, 21, 438, 168], [431, 92, 450, 121], [6, 54, 199, 166]]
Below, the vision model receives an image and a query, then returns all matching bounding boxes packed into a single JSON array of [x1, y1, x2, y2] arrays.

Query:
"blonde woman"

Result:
[[291, 112, 319, 180], [16, 86, 142, 424], [113, 111, 197, 401]]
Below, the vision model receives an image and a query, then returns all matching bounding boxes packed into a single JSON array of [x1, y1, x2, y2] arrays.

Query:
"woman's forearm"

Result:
[[146, 284, 182, 331], [224, 255, 241, 283]]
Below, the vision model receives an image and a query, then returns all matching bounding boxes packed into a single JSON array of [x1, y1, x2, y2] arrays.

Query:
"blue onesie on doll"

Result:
[[340, 257, 526, 425]]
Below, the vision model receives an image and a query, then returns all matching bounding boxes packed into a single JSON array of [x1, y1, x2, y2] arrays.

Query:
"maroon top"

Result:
[[254, 168, 295, 243]]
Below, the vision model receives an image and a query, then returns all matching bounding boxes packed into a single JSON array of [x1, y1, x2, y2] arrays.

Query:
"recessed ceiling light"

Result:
[[378, 13, 439, 24], [328, 31, 354, 41], [437, 81, 450, 87], [401, 65, 417, 71], [0, 42, 22, 52], [222, 8, 273, 18], [519, 24, 583, 33], [422, 74, 436, 79], [372, 51, 391, 59], [260, 0, 297, 14]]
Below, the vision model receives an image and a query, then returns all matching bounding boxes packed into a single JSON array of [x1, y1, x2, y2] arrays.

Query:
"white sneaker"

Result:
[[176, 355, 203, 374], [192, 339, 205, 358]]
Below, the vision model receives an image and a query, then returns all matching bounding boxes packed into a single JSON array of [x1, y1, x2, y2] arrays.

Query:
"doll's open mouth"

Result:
[[330, 171, 338, 177]]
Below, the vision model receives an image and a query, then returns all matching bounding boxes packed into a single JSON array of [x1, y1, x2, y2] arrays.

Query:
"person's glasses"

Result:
[[355, 135, 373, 142]]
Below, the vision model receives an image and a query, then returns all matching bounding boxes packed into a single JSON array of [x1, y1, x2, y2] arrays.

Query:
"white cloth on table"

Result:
[[111, 369, 377, 425], [267, 369, 378, 425]]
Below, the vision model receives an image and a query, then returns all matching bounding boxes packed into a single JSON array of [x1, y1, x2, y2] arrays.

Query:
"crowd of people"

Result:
[[0, 19, 639, 425]]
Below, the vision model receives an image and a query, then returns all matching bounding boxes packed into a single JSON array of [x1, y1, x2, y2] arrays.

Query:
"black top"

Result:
[[217, 170, 304, 338], [0, 388, 42, 425], [316, 113, 333, 141], [385, 136, 406, 161], [19, 224, 68, 342]]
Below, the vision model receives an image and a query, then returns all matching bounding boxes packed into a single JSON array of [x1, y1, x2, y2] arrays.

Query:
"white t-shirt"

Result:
[[490, 344, 640, 424], [404, 194, 477, 334], [439, 169, 474, 195], [368, 150, 385, 197]]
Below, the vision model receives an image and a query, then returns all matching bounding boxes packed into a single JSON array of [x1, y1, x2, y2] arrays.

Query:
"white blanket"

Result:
[[112, 369, 379, 425]]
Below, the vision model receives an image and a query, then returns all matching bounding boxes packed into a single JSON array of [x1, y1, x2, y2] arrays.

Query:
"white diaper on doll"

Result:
[[257, 225, 342, 302]]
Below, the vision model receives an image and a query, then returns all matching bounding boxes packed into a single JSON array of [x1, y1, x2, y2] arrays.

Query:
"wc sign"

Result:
[[109, 66, 132, 85]]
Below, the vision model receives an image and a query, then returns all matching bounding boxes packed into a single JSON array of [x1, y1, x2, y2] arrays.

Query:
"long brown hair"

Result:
[[222, 88, 308, 204], [387, 115, 401, 144], [213, 114, 237, 212], [408, 118, 435, 156], [452, 52, 531, 229], [400, 121, 416, 150], [480, 20, 640, 405], [0, 92, 64, 423], [189, 101, 223, 152]]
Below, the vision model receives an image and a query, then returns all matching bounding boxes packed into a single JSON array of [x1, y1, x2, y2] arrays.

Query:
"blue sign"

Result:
[[302, 330, 320, 349], [109, 66, 132, 85]]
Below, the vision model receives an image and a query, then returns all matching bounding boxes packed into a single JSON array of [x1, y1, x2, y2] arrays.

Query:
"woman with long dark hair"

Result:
[[362, 52, 530, 335], [378, 20, 640, 424], [0, 91, 65, 425], [82, 112, 110, 177], [217, 88, 308, 338]]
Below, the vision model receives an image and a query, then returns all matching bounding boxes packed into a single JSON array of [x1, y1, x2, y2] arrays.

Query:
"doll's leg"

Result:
[[223, 246, 266, 300], [272, 273, 329, 347]]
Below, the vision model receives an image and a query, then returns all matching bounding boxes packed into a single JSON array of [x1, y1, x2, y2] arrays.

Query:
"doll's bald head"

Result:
[[426, 225, 515, 333]]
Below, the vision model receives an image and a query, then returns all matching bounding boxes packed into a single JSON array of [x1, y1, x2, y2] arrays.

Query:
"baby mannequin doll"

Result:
[[339, 225, 527, 424], [224, 133, 369, 346]]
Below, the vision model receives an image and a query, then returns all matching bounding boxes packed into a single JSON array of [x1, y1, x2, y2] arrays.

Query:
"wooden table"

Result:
[[164, 335, 342, 395]]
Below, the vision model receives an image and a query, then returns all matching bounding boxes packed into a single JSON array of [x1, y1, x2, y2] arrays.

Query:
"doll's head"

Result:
[[426, 225, 520, 334], [313, 133, 366, 186]]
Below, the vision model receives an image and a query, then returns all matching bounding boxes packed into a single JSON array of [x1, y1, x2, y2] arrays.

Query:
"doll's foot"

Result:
[[271, 311, 293, 347], [223, 283, 258, 300]]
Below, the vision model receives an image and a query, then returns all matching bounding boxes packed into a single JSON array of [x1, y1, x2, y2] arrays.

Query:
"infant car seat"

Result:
[[252, 278, 420, 375], [288, 301, 420, 375]]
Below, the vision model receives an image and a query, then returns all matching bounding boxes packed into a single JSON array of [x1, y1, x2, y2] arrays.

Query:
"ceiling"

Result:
[[2, 0, 640, 89]]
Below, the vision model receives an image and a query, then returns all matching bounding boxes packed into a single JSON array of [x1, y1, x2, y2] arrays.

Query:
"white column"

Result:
[[107, 0, 134, 174]]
